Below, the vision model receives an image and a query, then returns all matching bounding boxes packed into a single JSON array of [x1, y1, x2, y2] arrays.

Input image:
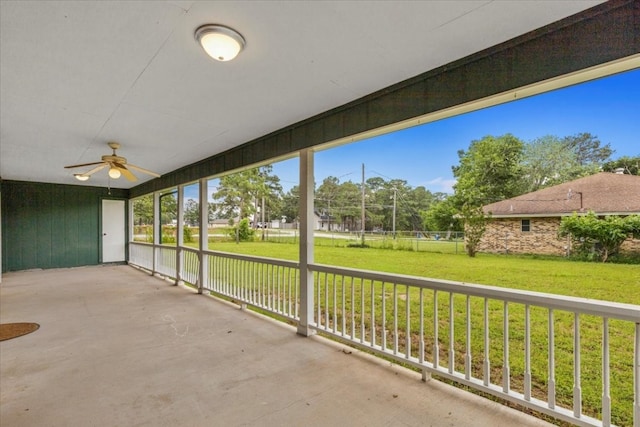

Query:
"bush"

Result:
[[559, 212, 640, 262], [228, 218, 255, 242]]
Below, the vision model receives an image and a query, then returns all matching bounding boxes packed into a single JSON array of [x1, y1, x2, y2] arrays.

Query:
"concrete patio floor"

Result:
[[1, 265, 553, 427]]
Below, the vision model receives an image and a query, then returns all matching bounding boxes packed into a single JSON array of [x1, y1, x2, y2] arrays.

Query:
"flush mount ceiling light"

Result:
[[195, 24, 245, 62]]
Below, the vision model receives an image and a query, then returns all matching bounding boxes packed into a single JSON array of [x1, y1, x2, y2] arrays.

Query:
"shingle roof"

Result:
[[482, 172, 640, 217]]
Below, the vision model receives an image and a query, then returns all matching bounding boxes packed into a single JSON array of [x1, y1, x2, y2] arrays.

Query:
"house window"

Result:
[[521, 219, 531, 232]]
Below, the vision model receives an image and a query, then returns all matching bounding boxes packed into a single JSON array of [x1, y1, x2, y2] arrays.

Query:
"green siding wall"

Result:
[[1, 181, 129, 272]]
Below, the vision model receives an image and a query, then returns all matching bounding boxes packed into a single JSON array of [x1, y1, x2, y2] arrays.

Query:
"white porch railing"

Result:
[[155, 246, 177, 279], [128, 242, 154, 271], [309, 263, 640, 427], [128, 242, 640, 427], [203, 251, 299, 321], [180, 247, 199, 285]]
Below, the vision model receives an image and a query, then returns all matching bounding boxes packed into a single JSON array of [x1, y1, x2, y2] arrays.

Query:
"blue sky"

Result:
[[272, 68, 639, 194]]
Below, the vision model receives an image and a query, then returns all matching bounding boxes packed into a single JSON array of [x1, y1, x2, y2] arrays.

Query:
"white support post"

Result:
[[127, 198, 134, 263], [152, 191, 160, 276], [634, 323, 639, 427], [297, 149, 315, 336], [175, 185, 184, 285], [198, 178, 209, 294]]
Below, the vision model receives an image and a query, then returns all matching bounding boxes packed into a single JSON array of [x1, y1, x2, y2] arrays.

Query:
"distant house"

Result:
[[479, 172, 640, 256], [315, 210, 340, 231]]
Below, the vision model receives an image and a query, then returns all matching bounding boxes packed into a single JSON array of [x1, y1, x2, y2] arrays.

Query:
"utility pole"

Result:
[[361, 163, 365, 246], [392, 188, 397, 239], [261, 196, 265, 241]]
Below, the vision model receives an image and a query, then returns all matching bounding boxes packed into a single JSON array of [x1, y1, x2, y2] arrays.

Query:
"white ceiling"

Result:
[[0, 1, 602, 189]]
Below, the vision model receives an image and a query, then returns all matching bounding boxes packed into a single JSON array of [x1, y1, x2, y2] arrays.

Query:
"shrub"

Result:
[[559, 212, 640, 262], [228, 218, 255, 242]]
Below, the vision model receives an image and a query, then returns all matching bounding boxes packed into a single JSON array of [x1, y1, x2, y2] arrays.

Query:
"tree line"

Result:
[[133, 131, 638, 250]]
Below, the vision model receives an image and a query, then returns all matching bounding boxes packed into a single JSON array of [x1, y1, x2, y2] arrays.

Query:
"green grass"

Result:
[[185, 240, 639, 425], [201, 241, 639, 304]]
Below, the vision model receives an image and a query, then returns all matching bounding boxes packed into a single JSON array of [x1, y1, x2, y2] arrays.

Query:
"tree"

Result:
[[452, 134, 526, 207], [521, 135, 581, 192], [602, 155, 640, 175], [558, 212, 640, 262], [461, 204, 490, 257], [422, 197, 462, 233], [334, 181, 361, 231], [316, 176, 342, 228], [133, 194, 153, 225], [212, 165, 282, 225], [279, 185, 300, 223], [562, 132, 613, 166], [160, 192, 177, 225], [183, 199, 200, 226]]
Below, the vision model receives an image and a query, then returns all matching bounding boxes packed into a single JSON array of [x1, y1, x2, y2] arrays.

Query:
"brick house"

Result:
[[478, 172, 640, 256]]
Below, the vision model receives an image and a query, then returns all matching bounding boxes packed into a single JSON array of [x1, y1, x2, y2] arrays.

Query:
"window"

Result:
[[521, 219, 531, 232]]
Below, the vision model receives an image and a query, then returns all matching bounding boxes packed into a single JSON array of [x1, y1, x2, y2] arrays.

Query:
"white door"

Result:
[[102, 199, 125, 262]]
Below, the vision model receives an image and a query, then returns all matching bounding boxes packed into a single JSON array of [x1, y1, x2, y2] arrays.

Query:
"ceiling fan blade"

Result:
[[64, 161, 105, 169], [127, 163, 161, 178], [113, 162, 138, 182], [81, 164, 108, 176]]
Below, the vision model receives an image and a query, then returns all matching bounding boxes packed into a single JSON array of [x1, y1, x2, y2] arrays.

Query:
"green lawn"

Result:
[[202, 240, 639, 304], [185, 240, 639, 425]]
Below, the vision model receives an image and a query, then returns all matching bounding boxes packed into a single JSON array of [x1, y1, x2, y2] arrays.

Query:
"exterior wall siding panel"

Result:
[[1, 181, 128, 272]]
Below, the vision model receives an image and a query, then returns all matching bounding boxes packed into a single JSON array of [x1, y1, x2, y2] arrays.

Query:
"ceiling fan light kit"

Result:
[[108, 167, 121, 179], [65, 142, 160, 183]]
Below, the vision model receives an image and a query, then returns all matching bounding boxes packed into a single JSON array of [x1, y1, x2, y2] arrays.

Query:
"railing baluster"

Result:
[[449, 292, 454, 373], [503, 301, 510, 393], [524, 304, 531, 401], [420, 289, 425, 365], [548, 309, 556, 409], [483, 298, 490, 386], [406, 285, 411, 359], [434, 290, 439, 368], [360, 277, 365, 344], [316, 272, 322, 328], [262, 263, 267, 308], [465, 295, 471, 381], [634, 322, 639, 427], [371, 279, 376, 347], [272, 263, 276, 309], [393, 283, 398, 354], [278, 266, 282, 312], [324, 273, 329, 331], [294, 268, 298, 320], [381, 282, 387, 350], [333, 274, 337, 333], [602, 317, 611, 427], [350, 276, 355, 339], [574, 313, 582, 418], [262, 262, 267, 307], [341, 275, 346, 337], [288, 267, 292, 316]]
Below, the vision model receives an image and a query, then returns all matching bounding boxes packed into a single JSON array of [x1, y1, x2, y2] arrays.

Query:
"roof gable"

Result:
[[483, 172, 640, 217]]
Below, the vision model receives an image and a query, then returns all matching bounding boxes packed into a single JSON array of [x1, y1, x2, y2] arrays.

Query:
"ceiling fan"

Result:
[[65, 142, 160, 182]]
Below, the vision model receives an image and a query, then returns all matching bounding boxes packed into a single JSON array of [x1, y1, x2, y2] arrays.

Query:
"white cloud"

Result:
[[424, 177, 456, 194]]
